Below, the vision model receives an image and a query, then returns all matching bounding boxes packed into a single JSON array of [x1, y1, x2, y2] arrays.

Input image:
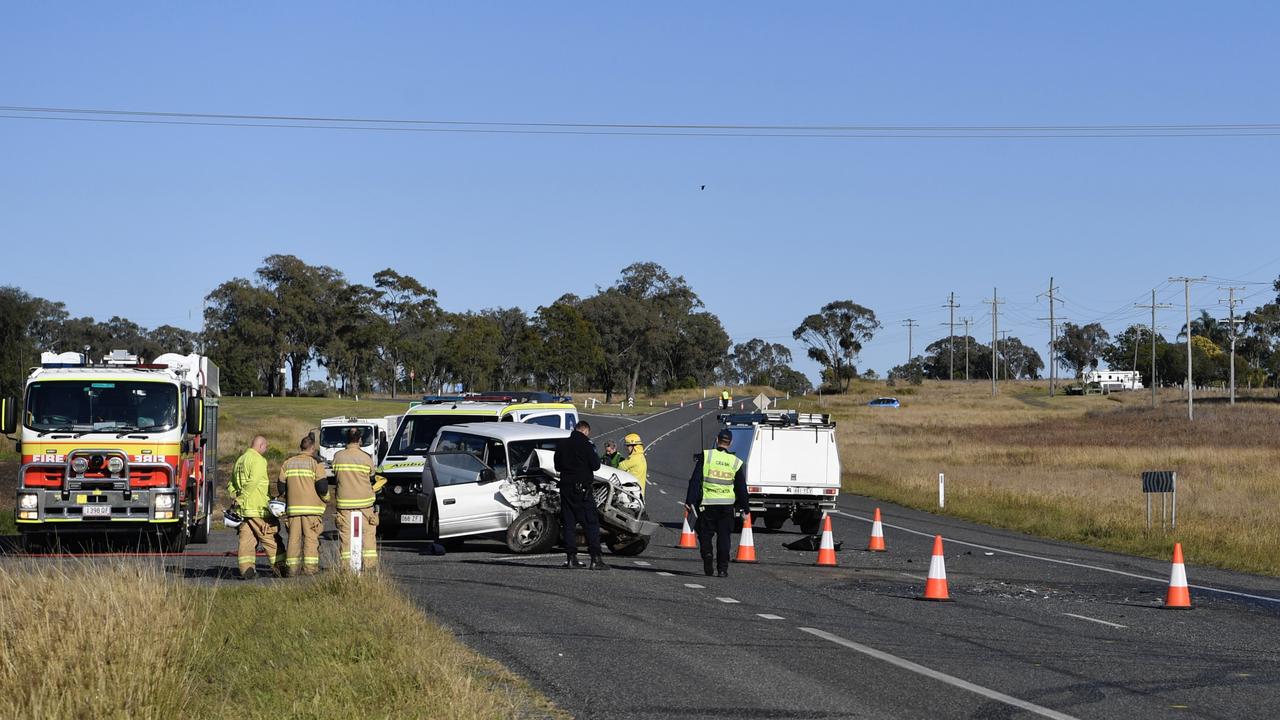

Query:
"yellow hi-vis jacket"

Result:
[[721, 390, 731, 401], [333, 443, 376, 510], [229, 448, 270, 518], [618, 446, 647, 492], [701, 449, 742, 505], [280, 452, 328, 517]]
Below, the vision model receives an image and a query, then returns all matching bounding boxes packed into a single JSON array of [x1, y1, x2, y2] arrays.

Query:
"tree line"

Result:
[[1, 257, 889, 401], [886, 277, 1280, 388]]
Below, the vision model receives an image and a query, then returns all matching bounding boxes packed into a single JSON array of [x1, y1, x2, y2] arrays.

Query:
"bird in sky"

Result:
[[699, 185, 706, 190]]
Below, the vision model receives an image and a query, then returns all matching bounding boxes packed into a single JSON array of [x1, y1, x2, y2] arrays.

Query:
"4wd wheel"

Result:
[[506, 508, 560, 554], [19, 533, 46, 553], [608, 535, 649, 556], [796, 510, 821, 535], [764, 514, 786, 531]]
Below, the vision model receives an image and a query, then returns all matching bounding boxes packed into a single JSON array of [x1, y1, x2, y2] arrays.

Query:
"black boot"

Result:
[[562, 554, 586, 569], [703, 556, 714, 576], [590, 555, 610, 571]]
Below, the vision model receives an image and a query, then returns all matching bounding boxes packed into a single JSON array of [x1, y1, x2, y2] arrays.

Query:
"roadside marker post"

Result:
[[350, 512, 363, 573], [938, 473, 945, 509]]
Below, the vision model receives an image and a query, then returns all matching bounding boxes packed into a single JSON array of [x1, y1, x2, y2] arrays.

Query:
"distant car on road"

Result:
[[868, 397, 900, 408]]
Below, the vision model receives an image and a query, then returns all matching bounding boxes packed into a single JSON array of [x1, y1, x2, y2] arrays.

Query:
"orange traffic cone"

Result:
[[677, 510, 698, 549], [920, 535, 951, 601], [867, 508, 886, 551], [735, 513, 757, 563], [815, 513, 837, 566], [1165, 543, 1191, 609]]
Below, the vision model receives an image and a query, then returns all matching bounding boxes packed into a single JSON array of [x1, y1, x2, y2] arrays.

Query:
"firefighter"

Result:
[[684, 428, 748, 578], [228, 435, 284, 579], [333, 427, 379, 569], [280, 433, 329, 576], [720, 388, 731, 409], [617, 432, 647, 493], [600, 440, 624, 468]]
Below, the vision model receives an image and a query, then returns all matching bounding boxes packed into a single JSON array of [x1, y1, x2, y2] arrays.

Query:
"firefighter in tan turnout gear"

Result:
[[228, 435, 285, 579], [333, 428, 379, 569], [279, 434, 329, 576]]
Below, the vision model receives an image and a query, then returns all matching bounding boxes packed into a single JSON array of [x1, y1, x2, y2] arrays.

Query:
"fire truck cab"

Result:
[[4, 350, 220, 552]]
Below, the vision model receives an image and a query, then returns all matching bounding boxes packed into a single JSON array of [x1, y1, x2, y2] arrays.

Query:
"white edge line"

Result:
[[832, 509, 1280, 605], [799, 627, 1080, 720], [1063, 613, 1127, 629], [489, 553, 562, 562]]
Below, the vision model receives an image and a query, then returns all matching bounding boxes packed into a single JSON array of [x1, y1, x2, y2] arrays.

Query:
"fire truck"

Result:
[[3, 350, 220, 552]]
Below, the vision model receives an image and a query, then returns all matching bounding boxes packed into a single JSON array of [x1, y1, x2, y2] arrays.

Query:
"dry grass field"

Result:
[[786, 381, 1280, 576], [0, 562, 562, 720]]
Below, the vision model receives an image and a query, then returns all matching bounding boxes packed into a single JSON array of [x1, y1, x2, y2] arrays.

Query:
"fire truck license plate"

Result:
[[400, 514, 423, 524], [82, 506, 111, 518]]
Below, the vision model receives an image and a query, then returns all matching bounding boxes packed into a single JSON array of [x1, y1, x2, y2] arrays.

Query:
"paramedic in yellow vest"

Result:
[[618, 432, 647, 494], [228, 435, 284, 579], [280, 433, 329, 576], [684, 428, 748, 578], [333, 427, 379, 569], [720, 389, 731, 409]]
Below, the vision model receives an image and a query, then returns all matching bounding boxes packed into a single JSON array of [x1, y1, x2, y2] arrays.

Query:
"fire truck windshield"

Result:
[[25, 380, 180, 433]]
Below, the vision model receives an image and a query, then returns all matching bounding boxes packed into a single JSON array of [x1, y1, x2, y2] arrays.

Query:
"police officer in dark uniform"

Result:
[[554, 420, 609, 570], [685, 428, 749, 577]]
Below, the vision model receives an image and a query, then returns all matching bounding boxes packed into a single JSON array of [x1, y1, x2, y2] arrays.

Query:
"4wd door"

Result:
[[424, 452, 513, 538]]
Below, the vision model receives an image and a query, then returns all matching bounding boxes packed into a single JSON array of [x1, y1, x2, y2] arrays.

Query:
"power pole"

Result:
[[1220, 286, 1245, 405], [998, 330, 1011, 380], [962, 317, 972, 381], [984, 288, 1004, 397], [902, 319, 919, 365], [1169, 276, 1206, 420], [1136, 290, 1172, 408], [944, 292, 959, 381], [1037, 277, 1064, 396]]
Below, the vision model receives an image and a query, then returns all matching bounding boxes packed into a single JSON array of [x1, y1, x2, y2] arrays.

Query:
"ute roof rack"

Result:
[[717, 409, 834, 428]]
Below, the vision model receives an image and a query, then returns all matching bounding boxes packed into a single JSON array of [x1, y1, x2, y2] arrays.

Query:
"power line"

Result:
[[6, 105, 1280, 139]]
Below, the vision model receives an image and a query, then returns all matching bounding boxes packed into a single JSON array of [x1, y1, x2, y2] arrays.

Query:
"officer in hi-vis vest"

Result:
[[279, 434, 329, 576], [333, 428, 379, 569], [685, 428, 748, 577]]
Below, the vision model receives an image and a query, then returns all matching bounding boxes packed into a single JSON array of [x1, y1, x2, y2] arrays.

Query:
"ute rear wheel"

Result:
[[764, 514, 786, 530], [796, 510, 821, 535], [506, 508, 560, 554]]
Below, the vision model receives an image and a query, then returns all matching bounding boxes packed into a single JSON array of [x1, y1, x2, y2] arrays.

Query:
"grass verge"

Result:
[[0, 563, 563, 720]]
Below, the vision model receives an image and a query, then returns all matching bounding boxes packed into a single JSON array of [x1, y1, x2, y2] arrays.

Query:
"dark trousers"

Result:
[[561, 498, 602, 557], [696, 505, 735, 571]]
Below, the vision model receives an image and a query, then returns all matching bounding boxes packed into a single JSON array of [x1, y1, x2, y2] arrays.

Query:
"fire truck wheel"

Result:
[[190, 486, 212, 544], [19, 533, 46, 553], [161, 527, 188, 553]]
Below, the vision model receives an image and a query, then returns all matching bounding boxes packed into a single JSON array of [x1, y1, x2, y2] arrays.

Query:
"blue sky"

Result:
[[3, 3, 1279, 381]]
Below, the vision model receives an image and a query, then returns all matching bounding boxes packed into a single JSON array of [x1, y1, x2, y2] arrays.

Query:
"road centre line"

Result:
[[490, 553, 562, 562], [900, 572, 927, 581], [832, 510, 1280, 605], [633, 560, 651, 566], [757, 613, 784, 620], [716, 597, 740, 604], [647, 408, 722, 449], [657, 571, 675, 577], [684, 583, 705, 589], [1063, 613, 1127, 629], [798, 628, 1080, 720]]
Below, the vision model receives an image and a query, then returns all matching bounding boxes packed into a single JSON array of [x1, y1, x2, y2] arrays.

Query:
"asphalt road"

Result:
[[9, 399, 1280, 719]]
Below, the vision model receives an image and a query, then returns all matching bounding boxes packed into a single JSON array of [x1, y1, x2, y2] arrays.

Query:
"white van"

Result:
[[719, 410, 841, 534]]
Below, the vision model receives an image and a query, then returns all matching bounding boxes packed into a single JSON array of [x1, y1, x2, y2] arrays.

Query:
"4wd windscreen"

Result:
[[390, 415, 498, 455], [25, 380, 179, 433], [320, 425, 374, 449]]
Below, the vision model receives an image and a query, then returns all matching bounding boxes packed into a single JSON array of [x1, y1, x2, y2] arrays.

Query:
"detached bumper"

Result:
[[15, 488, 180, 528]]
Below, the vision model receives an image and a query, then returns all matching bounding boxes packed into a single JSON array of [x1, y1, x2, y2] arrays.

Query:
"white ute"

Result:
[[718, 409, 841, 535]]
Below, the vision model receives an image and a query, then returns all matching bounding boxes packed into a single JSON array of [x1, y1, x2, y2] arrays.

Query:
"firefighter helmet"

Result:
[[624, 433, 642, 446], [268, 499, 287, 518], [223, 508, 244, 529]]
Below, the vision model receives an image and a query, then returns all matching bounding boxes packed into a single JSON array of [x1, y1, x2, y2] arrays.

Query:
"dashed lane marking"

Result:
[[757, 613, 784, 620], [832, 509, 1280, 605], [900, 572, 927, 581], [799, 628, 1080, 720], [1063, 613, 1127, 629], [657, 571, 675, 577], [716, 597, 740, 604], [684, 583, 705, 589], [647, 407, 723, 449], [633, 560, 651, 566]]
